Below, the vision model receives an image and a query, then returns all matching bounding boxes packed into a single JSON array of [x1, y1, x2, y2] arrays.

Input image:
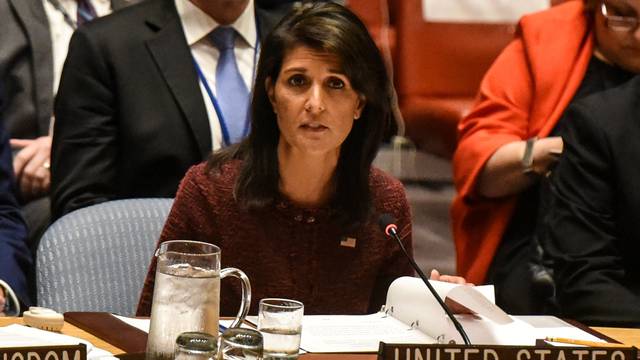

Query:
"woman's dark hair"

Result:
[[207, 2, 394, 231]]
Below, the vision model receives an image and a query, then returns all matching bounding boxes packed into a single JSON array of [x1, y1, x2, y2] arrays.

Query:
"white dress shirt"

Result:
[[42, 0, 112, 95], [175, 0, 258, 150]]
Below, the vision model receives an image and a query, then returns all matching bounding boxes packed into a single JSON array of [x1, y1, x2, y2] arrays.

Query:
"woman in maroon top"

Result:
[[137, 2, 461, 316]]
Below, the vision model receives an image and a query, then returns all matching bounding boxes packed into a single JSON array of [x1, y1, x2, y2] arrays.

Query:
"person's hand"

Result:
[[477, 136, 564, 198], [11, 136, 52, 200], [532, 136, 564, 175], [0, 287, 5, 316], [429, 269, 472, 285]]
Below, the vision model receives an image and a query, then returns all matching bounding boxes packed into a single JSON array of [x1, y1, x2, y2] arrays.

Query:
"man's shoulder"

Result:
[[562, 75, 640, 149], [574, 75, 640, 127], [255, 1, 295, 39], [595, 75, 640, 110], [78, 0, 171, 40]]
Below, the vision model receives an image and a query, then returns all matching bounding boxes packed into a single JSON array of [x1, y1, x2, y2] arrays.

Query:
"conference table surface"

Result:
[[1, 317, 639, 359]]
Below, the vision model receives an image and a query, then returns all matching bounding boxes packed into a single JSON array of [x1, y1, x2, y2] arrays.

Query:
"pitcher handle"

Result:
[[220, 267, 251, 328]]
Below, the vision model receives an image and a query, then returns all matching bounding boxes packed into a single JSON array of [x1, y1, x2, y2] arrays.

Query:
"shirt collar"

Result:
[[175, 0, 257, 48]]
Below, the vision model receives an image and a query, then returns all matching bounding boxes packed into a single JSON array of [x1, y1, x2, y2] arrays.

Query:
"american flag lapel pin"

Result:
[[340, 236, 357, 248]]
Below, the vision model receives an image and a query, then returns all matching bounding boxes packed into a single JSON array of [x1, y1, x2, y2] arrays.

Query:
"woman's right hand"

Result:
[[429, 270, 476, 314], [429, 269, 472, 285]]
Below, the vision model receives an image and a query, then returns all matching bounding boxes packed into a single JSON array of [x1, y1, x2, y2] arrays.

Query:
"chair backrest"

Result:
[[395, 0, 572, 99], [346, 0, 397, 68], [394, 0, 517, 101], [392, 0, 551, 157], [36, 198, 174, 315]]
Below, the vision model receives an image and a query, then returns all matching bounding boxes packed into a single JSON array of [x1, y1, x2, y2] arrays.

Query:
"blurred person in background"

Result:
[[0, 0, 140, 249], [50, 0, 295, 221], [0, 84, 33, 314], [542, 73, 640, 327], [452, 0, 639, 314]]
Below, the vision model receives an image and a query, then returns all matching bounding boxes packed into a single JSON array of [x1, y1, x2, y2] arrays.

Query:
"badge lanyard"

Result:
[[193, 25, 260, 147]]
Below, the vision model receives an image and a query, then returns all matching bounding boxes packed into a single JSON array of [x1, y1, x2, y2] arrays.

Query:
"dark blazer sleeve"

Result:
[[542, 100, 640, 326], [51, 27, 118, 220], [0, 121, 32, 306]]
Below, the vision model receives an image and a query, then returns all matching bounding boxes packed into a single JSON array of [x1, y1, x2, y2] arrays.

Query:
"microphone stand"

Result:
[[381, 217, 471, 345]]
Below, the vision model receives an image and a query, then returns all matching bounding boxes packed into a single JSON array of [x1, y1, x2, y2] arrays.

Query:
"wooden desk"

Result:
[[0, 317, 372, 359], [1, 317, 638, 359], [0, 317, 125, 354], [593, 327, 640, 348]]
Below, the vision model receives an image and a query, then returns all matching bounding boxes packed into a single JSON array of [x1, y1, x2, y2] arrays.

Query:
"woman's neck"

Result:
[[277, 142, 339, 207]]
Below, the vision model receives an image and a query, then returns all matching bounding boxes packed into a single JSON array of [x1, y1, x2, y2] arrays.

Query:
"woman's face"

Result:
[[595, 0, 640, 73], [267, 46, 365, 157]]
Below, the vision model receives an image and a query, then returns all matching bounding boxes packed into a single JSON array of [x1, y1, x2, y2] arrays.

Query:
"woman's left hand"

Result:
[[429, 269, 472, 285]]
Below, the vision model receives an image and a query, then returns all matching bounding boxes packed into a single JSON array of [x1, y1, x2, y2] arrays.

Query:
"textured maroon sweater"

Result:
[[137, 161, 413, 316]]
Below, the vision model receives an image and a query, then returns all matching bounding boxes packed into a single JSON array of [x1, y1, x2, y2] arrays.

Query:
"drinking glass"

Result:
[[146, 240, 251, 360], [219, 328, 263, 359], [257, 298, 304, 360], [175, 332, 218, 360]]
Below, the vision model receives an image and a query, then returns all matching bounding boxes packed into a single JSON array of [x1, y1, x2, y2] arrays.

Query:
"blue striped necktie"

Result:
[[210, 26, 250, 145], [76, 0, 97, 26]]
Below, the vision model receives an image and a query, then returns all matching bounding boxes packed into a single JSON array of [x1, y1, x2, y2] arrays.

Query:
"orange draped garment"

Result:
[[452, 1, 595, 284]]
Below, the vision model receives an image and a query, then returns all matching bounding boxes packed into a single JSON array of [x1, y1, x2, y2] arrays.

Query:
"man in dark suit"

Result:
[[51, 0, 293, 220], [0, 0, 140, 246], [0, 83, 32, 312], [541, 75, 640, 327]]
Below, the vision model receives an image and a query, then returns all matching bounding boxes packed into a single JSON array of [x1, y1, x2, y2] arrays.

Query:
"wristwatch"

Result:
[[521, 137, 538, 174]]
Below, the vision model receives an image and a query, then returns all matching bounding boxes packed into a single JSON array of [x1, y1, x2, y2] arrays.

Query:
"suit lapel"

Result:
[[10, 0, 54, 136], [144, 0, 212, 158]]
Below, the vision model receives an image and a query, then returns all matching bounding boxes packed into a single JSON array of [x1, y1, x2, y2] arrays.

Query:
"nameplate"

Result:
[[0, 344, 86, 360], [377, 342, 638, 360]]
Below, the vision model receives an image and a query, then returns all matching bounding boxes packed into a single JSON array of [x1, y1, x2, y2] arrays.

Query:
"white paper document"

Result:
[[0, 324, 116, 360], [386, 277, 605, 346], [300, 313, 435, 353], [294, 313, 606, 353], [385, 277, 511, 343], [293, 277, 608, 353], [112, 315, 237, 334], [114, 315, 150, 333], [515, 316, 608, 346]]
